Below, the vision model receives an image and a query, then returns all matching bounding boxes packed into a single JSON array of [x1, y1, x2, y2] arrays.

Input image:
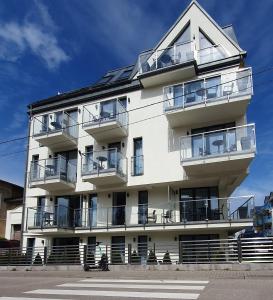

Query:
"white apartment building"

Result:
[[22, 1, 256, 262]]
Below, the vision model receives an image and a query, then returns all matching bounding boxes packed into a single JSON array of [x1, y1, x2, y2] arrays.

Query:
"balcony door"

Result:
[[54, 150, 77, 181], [88, 194, 97, 227], [138, 191, 148, 224], [108, 142, 121, 170], [31, 155, 39, 180], [100, 99, 116, 120], [111, 236, 125, 264], [180, 187, 218, 222], [138, 235, 148, 262], [36, 196, 45, 227], [191, 122, 235, 157], [112, 192, 126, 226]]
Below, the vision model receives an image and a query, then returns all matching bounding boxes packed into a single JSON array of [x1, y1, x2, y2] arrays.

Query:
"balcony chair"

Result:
[[43, 212, 54, 227], [162, 210, 173, 223], [223, 83, 234, 97], [206, 86, 218, 100], [147, 210, 157, 223]]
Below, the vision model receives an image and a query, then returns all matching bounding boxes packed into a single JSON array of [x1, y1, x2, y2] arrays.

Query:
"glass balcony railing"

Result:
[[180, 124, 256, 161], [29, 155, 77, 184], [33, 111, 78, 140], [131, 155, 144, 176], [81, 149, 127, 179], [27, 196, 254, 230], [164, 68, 252, 111], [138, 41, 194, 75], [82, 99, 128, 130], [27, 205, 75, 229], [198, 44, 227, 64]]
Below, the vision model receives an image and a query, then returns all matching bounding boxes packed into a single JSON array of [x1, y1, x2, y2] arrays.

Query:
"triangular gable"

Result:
[[134, 0, 245, 78]]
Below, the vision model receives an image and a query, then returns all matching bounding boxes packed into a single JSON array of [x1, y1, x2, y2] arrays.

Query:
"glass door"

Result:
[[138, 235, 148, 263], [100, 99, 116, 120], [138, 191, 148, 224], [112, 192, 126, 226], [88, 194, 97, 227], [108, 142, 121, 170], [111, 236, 125, 264]]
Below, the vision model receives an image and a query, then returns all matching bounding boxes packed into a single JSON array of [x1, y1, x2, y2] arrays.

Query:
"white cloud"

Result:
[[0, 2, 69, 69]]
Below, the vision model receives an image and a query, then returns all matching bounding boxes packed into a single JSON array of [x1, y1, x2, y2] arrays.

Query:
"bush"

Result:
[[131, 250, 141, 264], [162, 251, 172, 264], [33, 253, 43, 265], [147, 249, 157, 265]]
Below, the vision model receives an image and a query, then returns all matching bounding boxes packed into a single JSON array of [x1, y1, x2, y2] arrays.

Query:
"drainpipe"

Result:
[[20, 109, 32, 247]]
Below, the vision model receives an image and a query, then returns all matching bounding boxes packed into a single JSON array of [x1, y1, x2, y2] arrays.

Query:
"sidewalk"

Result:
[[0, 269, 273, 280]]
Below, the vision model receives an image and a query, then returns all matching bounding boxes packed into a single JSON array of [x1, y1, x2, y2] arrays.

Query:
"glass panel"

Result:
[[173, 85, 183, 108], [134, 138, 143, 175], [206, 76, 221, 101], [184, 80, 205, 106], [100, 100, 116, 119], [112, 192, 126, 226]]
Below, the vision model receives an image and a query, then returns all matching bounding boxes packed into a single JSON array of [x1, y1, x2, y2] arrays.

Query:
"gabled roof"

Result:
[[154, 0, 244, 53]]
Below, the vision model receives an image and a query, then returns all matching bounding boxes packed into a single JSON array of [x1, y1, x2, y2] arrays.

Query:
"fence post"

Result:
[[153, 243, 156, 264], [128, 244, 132, 264], [179, 241, 182, 264], [237, 237, 242, 263], [43, 246, 48, 265], [83, 245, 87, 265], [8, 248, 11, 266]]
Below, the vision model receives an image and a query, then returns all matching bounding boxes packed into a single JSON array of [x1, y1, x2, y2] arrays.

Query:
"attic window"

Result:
[[175, 23, 191, 45], [199, 30, 214, 49], [97, 75, 113, 85], [117, 69, 132, 81]]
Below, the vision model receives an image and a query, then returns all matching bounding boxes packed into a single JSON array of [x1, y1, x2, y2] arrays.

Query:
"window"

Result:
[[31, 155, 39, 180], [117, 69, 132, 81], [97, 75, 113, 85], [132, 138, 143, 176], [199, 30, 214, 50], [175, 23, 191, 45]]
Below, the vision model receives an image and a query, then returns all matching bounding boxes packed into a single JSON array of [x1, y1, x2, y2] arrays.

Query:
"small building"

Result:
[[0, 180, 23, 242]]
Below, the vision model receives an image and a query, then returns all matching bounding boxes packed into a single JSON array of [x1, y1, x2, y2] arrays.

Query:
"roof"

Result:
[[0, 180, 23, 191], [28, 0, 245, 113], [4, 197, 23, 204]]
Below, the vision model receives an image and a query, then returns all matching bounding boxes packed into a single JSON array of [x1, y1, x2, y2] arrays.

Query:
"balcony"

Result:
[[33, 111, 78, 151], [27, 205, 74, 232], [29, 155, 77, 191], [197, 44, 227, 65], [180, 124, 256, 176], [81, 149, 127, 186], [72, 196, 254, 232], [164, 68, 252, 128], [138, 41, 196, 87], [82, 99, 128, 142]]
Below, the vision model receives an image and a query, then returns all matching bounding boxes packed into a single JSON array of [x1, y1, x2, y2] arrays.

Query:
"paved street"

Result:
[[0, 271, 273, 300]]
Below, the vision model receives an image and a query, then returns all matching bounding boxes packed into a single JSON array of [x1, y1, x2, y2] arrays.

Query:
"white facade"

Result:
[[5, 206, 22, 240], [22, 1, 256, 257]]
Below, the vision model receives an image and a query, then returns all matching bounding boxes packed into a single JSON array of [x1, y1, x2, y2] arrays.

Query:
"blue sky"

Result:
[[0, 0, 272, 205]]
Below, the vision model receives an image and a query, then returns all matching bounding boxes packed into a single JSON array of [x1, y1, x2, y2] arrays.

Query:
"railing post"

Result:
[[128, 244, 132, 265], [179, 241, 182, 264], [43, 246, 48, 265], [8, 249, 11, 266], [237, 237, 242, 263]]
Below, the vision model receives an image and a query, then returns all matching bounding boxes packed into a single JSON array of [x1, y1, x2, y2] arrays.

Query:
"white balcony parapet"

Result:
[[138, 41, 195, 75], [164, 68, 252, 112], [180, 124, 256, 163], [29, 155, 77, 190], [81, 149, 127, 185], [82, 99, 128, 141]]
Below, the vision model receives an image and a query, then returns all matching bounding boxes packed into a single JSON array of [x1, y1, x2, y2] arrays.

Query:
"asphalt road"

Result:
[[0, 271, 272, 300]]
